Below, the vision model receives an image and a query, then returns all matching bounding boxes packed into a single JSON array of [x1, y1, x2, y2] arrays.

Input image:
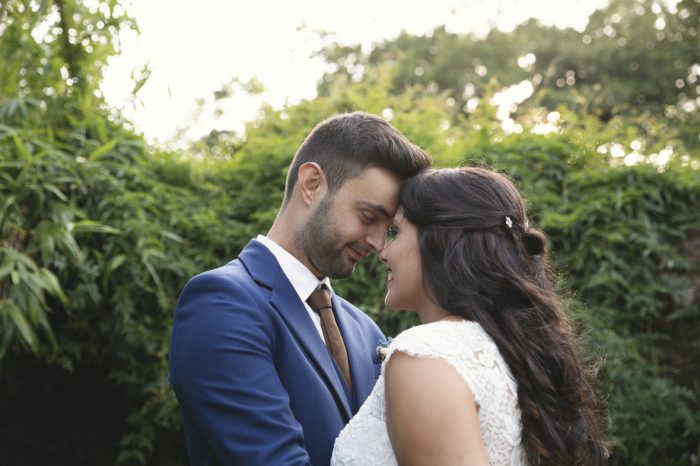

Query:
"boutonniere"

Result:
[[376, 337, 393, 362]]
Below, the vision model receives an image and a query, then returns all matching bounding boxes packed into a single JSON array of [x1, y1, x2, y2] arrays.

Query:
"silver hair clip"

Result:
[[505, 216, 513, 229]]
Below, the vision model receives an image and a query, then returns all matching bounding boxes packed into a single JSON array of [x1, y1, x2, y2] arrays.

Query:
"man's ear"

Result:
[[296, 162, 327, 206]]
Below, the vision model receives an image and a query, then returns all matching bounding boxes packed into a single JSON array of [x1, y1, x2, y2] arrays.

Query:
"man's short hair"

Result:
[[283, 112, 431, 204]]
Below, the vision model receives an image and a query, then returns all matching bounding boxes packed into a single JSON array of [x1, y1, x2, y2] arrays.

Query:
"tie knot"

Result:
[[307, 285, 332, 312]]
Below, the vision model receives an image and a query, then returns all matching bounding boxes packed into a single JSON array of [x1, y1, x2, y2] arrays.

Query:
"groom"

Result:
[[169, 112, 430, 465]]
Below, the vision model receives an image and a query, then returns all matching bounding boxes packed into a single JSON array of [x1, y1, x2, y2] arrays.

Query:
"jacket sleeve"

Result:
[[169, 272, 312, 465]]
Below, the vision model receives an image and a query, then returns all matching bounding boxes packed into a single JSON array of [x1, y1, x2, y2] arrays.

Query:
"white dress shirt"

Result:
[[256, 234, 331, 341]]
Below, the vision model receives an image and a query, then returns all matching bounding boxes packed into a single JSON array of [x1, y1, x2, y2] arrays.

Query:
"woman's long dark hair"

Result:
[[401, 167, 606, 465]]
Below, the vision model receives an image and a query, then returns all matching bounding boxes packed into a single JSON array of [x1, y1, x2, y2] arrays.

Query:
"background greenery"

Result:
[[1, 0, 698, 464]]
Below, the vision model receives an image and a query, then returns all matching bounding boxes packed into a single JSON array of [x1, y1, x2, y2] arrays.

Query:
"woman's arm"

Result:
[[385, 351, 490, 466]]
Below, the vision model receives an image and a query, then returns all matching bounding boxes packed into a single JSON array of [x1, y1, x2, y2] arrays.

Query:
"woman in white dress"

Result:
[[332, 167, 606, 466]]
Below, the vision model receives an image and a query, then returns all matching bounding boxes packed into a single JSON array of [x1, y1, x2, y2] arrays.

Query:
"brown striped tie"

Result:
[[307, 285, 352, 389]]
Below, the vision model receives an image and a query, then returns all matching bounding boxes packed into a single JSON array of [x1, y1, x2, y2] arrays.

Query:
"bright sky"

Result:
[[101, 0, 610, 144]]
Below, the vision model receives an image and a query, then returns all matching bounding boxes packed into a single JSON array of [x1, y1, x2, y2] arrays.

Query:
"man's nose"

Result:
[[367, 226, 387, 252]]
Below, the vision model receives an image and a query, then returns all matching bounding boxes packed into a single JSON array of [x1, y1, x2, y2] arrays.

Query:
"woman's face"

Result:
[[379, 208, 425, 312]]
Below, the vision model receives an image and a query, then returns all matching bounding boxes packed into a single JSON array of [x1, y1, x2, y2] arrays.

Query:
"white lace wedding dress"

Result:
[[331, 320, 527, 465]]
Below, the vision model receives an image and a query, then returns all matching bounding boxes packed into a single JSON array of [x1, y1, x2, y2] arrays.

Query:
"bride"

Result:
[[331, 167, 606, 465]]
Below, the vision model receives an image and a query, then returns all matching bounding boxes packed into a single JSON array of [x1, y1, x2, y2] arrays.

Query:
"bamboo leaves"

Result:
[[0, 247, 64, 357]]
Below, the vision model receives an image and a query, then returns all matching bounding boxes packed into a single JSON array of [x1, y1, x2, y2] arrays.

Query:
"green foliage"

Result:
[[318, 0, 700, 150], [543, 163, 700, 465], [0, 1, 186, 464], [1, 0, 699, 465]]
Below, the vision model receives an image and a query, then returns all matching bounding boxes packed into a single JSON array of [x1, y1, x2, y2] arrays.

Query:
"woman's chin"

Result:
[[384, 296, 392, 309], [385, 296, 411, 313], [384, 293, 399, 311]]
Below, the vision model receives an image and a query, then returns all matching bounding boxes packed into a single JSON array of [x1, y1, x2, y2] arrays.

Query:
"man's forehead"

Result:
[[392, 207, 405, 224], [343, 166, 402, 187]]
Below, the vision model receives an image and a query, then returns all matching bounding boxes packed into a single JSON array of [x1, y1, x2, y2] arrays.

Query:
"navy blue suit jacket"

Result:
[[169, 239, 385, 465]]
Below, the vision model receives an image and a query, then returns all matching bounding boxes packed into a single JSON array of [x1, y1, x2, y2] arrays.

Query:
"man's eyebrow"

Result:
[[356, 201, 392, 220]]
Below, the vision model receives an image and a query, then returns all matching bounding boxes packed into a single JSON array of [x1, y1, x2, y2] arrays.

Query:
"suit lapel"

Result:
[[238, 240, 353, 420], [332, 294, 375, 408]]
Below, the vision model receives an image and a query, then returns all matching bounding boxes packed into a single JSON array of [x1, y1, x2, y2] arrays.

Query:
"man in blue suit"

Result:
[[169, 112, 431, 465]]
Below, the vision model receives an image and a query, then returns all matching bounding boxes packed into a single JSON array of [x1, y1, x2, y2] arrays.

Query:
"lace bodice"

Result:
[[331, 320, 527, 466]]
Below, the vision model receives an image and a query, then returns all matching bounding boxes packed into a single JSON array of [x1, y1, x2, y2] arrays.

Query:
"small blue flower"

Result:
[[376, 337, 393, 361]]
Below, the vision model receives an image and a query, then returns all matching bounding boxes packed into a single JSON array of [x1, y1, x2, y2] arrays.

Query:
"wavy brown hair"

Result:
[[400, 167, 606, 465]]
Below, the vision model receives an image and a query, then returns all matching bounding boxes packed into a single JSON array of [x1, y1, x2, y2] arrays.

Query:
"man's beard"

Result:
[[296, 195, 356, 279]]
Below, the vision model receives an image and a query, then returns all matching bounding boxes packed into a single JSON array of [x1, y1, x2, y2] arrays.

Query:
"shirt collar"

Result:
[[256, 235, 332, 302]]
